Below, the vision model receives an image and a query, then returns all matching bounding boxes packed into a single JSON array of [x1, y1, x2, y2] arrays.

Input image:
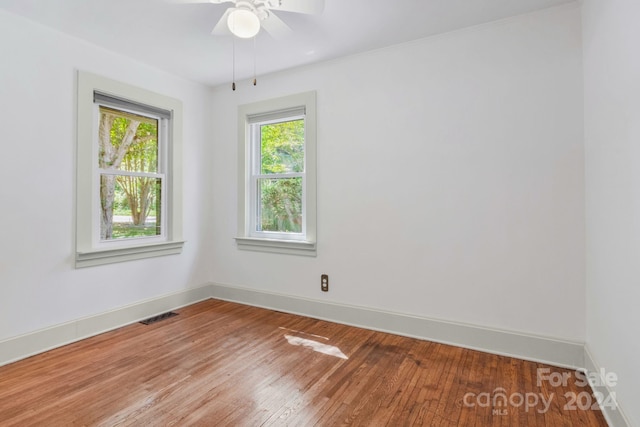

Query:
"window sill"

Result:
[[235, 237, 316, 257], [76, 240, 185, 268]]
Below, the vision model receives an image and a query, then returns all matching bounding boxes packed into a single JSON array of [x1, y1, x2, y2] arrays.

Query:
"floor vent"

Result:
[[140, 311, 178, 325]]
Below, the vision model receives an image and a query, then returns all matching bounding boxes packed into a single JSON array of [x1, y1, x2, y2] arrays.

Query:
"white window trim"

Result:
[[236, 91, 317, 256], [76, 71, 184, 268]]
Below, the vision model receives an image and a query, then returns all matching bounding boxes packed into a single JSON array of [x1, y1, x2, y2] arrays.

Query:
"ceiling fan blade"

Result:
[[260, 12, 293, 39], [270, 0, 324, 15], [211, 8, 234, 35], [166, 0, 214, 4], [168, 0, 235, 4]]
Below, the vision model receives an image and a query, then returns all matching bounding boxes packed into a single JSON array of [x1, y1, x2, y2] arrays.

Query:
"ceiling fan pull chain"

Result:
[[232, 31, 236, 91], [253, 36, 257, 86]]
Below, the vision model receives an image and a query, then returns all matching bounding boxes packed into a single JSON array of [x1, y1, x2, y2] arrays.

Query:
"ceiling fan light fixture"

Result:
[[227, 9, 261, 38]]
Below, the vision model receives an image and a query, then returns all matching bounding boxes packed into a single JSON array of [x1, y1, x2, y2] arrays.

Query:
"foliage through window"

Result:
[[97, 105, 164, 241], [253, 118, 305, 235]]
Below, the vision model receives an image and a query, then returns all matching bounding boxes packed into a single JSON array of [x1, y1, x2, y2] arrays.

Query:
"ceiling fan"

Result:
[[175, 0, 324, 90], [178, 0, 325, 39]]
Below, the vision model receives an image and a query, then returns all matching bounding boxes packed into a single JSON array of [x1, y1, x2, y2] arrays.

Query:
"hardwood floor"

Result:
[[0, 299, 607, 426]]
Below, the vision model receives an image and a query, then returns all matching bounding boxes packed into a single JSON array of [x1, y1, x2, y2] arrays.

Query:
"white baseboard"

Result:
[[0, 282, 586, 370], [0, 284, 212, 367], [210, 282, 585, 369], [2, 281, 630, 426], [584, 346, 631, 427]]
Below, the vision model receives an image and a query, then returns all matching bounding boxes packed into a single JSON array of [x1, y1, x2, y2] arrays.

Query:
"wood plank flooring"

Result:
[[0, 299, 608, 426]]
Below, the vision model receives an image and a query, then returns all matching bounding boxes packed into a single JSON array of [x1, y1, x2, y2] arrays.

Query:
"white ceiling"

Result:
[[0, 0, 573, 87]]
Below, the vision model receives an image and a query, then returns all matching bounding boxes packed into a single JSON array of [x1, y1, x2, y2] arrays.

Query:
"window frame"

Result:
[[236, 91, 317, 256], [76, 71, 184, 268], [249, 111, 306, 241], [94, 99, 167, 247]]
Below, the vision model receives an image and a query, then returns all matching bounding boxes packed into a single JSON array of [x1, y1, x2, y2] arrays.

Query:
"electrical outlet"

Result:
[[321, 274, 329, 292]]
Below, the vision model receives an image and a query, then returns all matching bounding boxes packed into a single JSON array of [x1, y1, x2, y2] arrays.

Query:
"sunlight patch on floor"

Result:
[[278, 327, 329, 340], [283, 334, 348, 360]]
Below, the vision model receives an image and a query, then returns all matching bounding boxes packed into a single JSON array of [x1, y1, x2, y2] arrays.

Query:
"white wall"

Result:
[[583, 0, 640, 425], [4, 1, 637, 420], [211, 5, 585, 341], [0, 10, 213, 342]]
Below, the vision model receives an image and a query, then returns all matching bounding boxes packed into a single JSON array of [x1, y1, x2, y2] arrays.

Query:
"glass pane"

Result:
[[258, 178, 302, 233], [260, 119, 304, 174], [98, 106, 158, 173], [100, 175, 162, 240]]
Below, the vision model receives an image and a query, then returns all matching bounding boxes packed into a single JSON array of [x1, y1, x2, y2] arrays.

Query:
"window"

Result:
[[96, 96, 166, 243], [236, 91, 317, 256], [76, 71, 184, 268]]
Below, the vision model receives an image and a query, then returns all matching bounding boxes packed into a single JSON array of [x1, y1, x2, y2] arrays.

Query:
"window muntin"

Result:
[[249, 116, 306, 239], [95, 101, 168, 245]]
